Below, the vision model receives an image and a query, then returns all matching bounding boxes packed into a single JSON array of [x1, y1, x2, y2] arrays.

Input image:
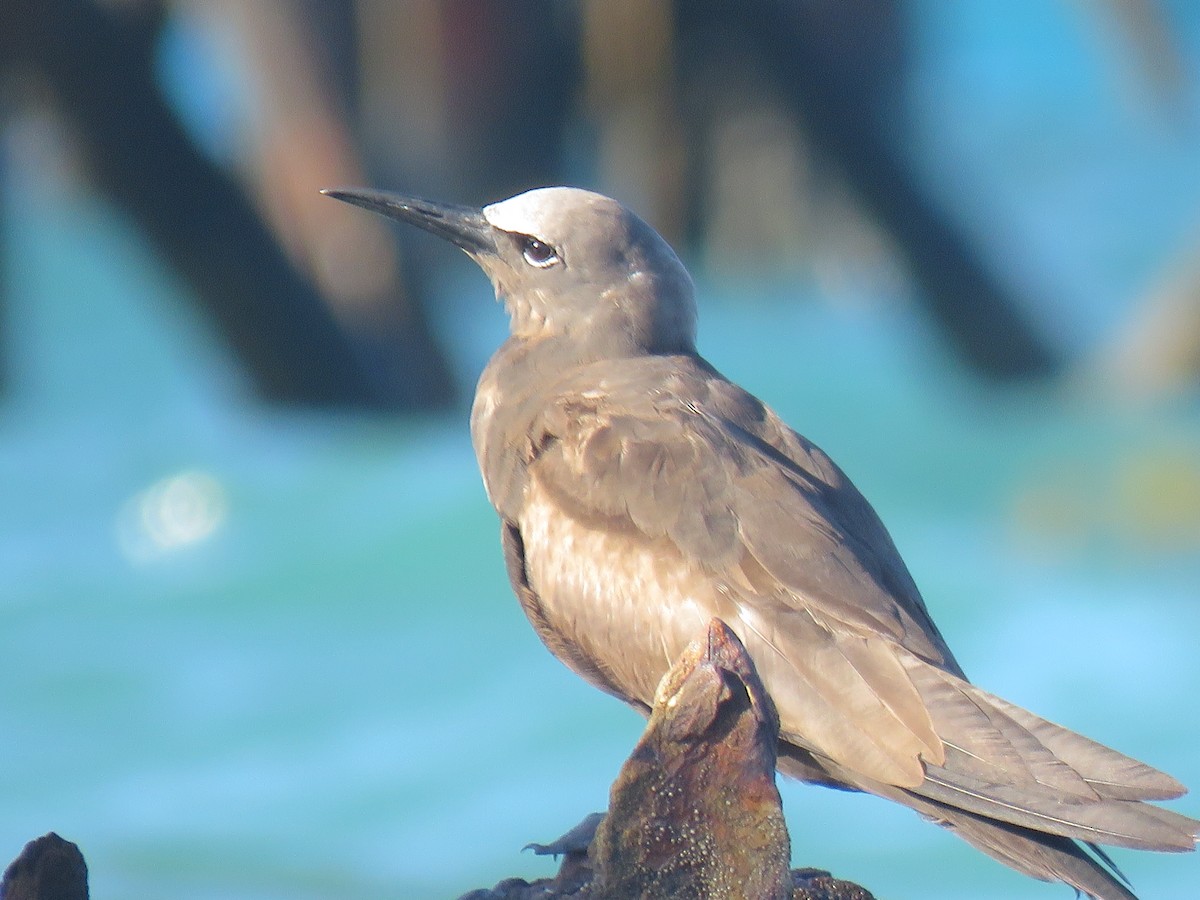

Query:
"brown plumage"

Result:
[[324, 185, 1198, 898]]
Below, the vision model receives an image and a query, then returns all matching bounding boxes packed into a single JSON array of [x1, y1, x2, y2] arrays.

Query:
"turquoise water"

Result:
[[2, 169, 1198, 900]]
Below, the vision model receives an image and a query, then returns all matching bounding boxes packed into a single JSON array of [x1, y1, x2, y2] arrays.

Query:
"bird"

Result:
[[322, 184, 1198, 898]]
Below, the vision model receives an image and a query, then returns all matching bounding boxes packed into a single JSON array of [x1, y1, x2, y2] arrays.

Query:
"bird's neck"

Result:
[[469, 334, 685, 518], [468, 337, 553, 519]]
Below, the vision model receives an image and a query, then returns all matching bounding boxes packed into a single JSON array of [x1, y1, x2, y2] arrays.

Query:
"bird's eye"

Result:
[[520, 236, 560, 268]]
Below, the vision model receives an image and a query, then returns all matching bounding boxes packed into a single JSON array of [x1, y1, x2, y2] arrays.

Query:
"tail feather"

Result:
[[988, 693, 1187, 801], [919, 797, 1139, 900], [890, 655, 1199, 850], [906, 656, 1186, 803], [779, 744, 1144, 900], [776, 655, 1200, 896], [1085, 842, 1132, 890], [918, 764, 1198, 851]]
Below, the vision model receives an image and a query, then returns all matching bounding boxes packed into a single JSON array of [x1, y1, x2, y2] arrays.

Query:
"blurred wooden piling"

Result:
[[1, 0, 455, 410]]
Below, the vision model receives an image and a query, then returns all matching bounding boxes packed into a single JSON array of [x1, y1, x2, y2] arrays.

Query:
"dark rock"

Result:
[[585, 619, 791, 899], [1, 833, 89, 900], [791, 868, 877, 900]]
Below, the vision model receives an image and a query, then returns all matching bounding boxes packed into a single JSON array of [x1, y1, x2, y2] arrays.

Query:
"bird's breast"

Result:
[[517, 479, 727, 706]]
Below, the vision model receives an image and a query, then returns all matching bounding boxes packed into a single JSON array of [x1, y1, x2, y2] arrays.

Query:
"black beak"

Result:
[[321, 187, 497, 255]]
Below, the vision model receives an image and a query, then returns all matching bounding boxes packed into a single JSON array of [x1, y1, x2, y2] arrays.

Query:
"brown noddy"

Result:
[[322, 185, 1197, 898]]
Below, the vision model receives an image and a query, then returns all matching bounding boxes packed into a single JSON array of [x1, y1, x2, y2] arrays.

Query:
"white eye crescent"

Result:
[[520, 236, 560, 268]]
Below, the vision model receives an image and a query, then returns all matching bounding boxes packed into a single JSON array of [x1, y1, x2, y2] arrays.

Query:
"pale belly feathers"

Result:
[[517, 480, 732, 707]]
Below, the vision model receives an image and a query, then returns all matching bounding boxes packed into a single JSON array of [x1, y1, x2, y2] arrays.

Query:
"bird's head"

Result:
[[323, 186, 697, 359]]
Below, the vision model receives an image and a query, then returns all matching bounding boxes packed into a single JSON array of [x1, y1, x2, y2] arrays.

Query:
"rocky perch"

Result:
[[458, 619, 875, 900]]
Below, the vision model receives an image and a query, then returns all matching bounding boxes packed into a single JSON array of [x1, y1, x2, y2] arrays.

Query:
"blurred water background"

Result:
[[3, 2, 1200, 898]]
